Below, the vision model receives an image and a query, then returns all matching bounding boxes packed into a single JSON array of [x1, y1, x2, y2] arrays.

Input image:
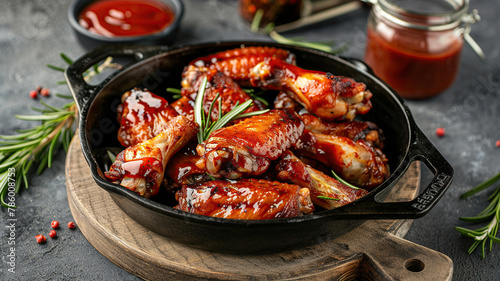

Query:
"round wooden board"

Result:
[[66, 137, 453, 281]]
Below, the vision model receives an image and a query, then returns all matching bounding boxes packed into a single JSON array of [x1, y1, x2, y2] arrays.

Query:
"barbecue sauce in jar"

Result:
[[78, 0, 175, 37], [364, 0, 478, 99]]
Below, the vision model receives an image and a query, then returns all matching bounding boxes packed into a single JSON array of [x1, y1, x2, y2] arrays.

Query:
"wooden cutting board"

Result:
[[65, 136, 453, 281]]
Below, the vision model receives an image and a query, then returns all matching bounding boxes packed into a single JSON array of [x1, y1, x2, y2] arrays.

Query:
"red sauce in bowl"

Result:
[[78, 0, 175, 37]]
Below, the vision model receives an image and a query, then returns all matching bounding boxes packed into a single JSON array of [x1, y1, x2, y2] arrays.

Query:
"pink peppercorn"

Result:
[[436, 128, 445, 137], [40, 88, 50, 97], [36, 234, 46, 244], [51, 220, 60, 229], [29, 90, 38, 99]]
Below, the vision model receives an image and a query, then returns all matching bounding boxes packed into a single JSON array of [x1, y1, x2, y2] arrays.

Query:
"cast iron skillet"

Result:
[[65, 41, 454, 253]]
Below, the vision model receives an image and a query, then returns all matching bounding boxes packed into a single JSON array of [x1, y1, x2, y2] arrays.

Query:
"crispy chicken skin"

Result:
[[250, 58, 372, 121], [165, 141, 208, 186], [294, 130, 389, 189], [180, 67, 265, 119], [299, 113, 384, 149], [180, 66, 217, 99], [276, 150, 368, 209], [272, 94, 384, 148], [170, 96, 195, 122], [273, 91, 303, 112], [175, 178, 314, 219], [117, 88, 179, 147], [203, 71, 266, 121], [105, 115, 198, 198], [196, 109, 304, 179], [187, 46, 296, 83]]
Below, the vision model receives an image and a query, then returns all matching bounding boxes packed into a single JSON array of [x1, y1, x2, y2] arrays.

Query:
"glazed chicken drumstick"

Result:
[[175, 178, 314, 219], [117, 88, 180, 147], [196, 109, 304, 179], [250, 58, 372, 121], [104, 115, 198, 198]]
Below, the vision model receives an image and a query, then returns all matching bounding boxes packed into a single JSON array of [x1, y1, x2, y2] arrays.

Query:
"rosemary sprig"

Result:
[[194, 77, 269, 143], [0, 101, 77, 207], [331, 170, 360, 189], [250, 9, 347, 54], [455, 172, 500, 259], [317, 195, 339, 201], [0, 52, 120, 208], [47, 53, 121, 83]]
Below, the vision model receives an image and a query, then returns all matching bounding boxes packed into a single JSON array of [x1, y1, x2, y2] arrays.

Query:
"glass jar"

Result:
[[239, 0, 303, 27], [364, 0, 480, 99]]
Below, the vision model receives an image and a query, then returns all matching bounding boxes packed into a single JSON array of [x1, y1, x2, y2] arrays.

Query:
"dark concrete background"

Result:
[[0, 0, 499, 280]]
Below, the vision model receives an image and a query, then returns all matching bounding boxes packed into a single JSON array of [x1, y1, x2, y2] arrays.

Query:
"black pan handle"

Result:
[[335, 121, 454, 219], [65, 44, 169, 114]]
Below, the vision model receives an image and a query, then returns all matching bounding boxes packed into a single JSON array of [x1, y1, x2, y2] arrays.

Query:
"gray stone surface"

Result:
[[0, 0, 499, 280]]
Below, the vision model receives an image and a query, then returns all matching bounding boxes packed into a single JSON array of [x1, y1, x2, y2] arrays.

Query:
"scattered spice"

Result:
[[49, 230, 57, 238], [51, 220, 59, 229], [29, 90, 38, 99], [436, 127, 446, 137], [68, 221, 76, 229], [35, 234, 46, 244], [496, 140, 500, 147], [40, 88, 50, 97]]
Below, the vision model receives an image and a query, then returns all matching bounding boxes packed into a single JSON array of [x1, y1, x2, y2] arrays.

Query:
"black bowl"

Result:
[[68, 0, 184, 49], [65, 42, 454, 253]]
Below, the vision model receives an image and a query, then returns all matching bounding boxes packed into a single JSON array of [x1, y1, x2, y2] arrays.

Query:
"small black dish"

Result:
[[68, 0, 184, 49]]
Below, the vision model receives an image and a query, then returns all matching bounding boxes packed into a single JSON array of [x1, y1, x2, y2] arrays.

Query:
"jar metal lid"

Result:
[[375, 0, 469, 31]]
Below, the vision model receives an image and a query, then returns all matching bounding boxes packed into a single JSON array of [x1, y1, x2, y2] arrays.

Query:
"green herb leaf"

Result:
[[456, 173, 500, 259], [166, 87, 181, 94], [461, 171, 500, 198], [331, 170, 360, 189], [194, 77, 208, 143], [251, 9, 264, 33], [317, 195, 339, 201], [60, 52, 73, 65], [193, 77, 269, 143], [46, 64, 66, 72]]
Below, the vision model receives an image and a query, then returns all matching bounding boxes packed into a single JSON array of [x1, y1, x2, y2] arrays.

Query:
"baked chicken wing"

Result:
[[187, 46, 296, 84], [276, 150, 368, 209], [104, 115, 198, 198], [170, 96, 195, 122], [117, 88, 179, 147], [196, 109, 304, 179], [250, 58, 372, 121], [300, 113, 384, 149], [294, 130, 389, 189], [165, 141, 208, 186], [180, 67, 265, 120], [175, 178, 314, 219]]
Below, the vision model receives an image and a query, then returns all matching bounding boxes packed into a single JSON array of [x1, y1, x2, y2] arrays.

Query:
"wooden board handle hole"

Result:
[[404, 259, 425, 272]]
